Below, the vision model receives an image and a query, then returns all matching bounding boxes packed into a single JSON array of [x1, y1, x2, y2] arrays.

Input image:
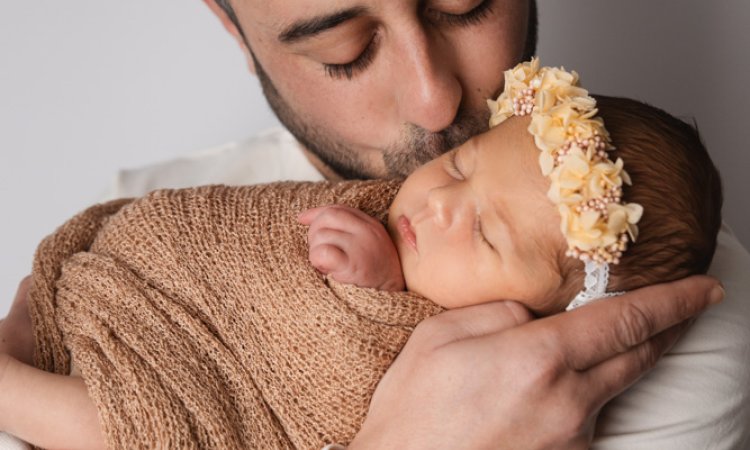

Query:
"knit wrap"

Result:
[[28, 180, 444, 449]]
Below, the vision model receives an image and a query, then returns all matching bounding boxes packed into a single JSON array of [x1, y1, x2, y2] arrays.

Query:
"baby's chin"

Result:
[[400, 278, 496, 310], [407, 280, 572, 316]]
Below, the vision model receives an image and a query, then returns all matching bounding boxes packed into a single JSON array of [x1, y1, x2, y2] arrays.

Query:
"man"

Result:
[[3, 0, 747, 448]]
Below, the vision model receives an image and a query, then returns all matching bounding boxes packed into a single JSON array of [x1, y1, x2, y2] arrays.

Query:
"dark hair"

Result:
[[523, 0, 538, 61], [215, 0, 240, 31], [557, 95, 723, 301], [214, 0, 538, 61]]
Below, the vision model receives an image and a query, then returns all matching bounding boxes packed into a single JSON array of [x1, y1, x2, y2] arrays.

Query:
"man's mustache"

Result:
[[384, 107, 489, 176]]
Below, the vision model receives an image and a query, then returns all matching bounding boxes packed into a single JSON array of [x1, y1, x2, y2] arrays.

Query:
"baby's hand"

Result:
[[298, 205, 405, 291]]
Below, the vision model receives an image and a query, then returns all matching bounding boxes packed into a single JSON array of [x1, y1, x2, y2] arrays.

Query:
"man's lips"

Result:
[[396, 215, 418, 252]]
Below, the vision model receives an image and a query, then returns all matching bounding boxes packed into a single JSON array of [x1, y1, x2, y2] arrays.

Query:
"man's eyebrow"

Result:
[[278, 7, 368, 44]]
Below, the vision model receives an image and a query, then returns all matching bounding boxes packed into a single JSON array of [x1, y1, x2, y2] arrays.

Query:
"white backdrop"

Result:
[[1, 1, 748, 315]]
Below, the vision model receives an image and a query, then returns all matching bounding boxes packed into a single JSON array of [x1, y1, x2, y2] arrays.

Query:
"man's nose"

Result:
[[395, 29, 462, 133]]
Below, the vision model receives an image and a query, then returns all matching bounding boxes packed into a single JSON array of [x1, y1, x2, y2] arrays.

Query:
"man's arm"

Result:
[[0, 354, 104, 450], [349, 276, 722, 450], [1, 278, 104, 450]]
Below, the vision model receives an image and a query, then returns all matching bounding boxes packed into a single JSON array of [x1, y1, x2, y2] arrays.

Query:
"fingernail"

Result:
[[709, 284, 725, 305]]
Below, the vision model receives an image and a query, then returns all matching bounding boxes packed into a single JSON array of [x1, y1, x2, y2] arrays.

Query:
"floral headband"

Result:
[[487, 58, 643, 310]]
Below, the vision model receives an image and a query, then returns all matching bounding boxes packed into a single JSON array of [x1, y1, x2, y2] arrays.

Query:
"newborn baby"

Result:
[[0, 60, 721, 450], [303, 70, 719, 318]]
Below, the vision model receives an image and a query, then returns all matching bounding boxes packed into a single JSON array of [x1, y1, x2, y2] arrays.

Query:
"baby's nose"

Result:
[[427, 186, 465, 229]]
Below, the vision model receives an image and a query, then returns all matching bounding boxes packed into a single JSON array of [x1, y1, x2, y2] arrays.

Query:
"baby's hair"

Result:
[[557, 95, 723, 301]]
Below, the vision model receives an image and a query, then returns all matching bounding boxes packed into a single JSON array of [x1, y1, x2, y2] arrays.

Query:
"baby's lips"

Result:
[[396, 215, 418, 252]]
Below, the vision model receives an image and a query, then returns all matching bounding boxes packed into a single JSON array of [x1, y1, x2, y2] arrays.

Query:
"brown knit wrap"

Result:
[[28, 180, 444, 449]]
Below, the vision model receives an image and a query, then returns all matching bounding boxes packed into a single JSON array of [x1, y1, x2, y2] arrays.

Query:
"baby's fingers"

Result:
[[309, 243, 348, 275], [297, 206, 328, 225], [307, 227, 352, 251], [298, 204, 376, 230]]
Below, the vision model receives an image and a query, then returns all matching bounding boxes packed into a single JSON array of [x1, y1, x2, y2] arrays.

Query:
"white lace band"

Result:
[[566, 260, 624, 311]]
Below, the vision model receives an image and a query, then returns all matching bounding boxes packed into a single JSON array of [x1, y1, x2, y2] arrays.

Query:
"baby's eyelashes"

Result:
[[444, 150, 465, 180]]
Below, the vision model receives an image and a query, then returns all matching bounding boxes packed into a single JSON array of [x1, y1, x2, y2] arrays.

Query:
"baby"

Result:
[[0, 60, 722, 449], [302, 60, 721, 316]]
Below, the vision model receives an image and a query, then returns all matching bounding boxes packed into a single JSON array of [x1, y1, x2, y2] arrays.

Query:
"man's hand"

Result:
[[298, 205, 405, 291], [0, 276, 35, 366], [349, 276, 724, 450]]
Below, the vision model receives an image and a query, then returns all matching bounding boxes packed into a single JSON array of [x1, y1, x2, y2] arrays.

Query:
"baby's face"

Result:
[[388, 116, 568, 314]]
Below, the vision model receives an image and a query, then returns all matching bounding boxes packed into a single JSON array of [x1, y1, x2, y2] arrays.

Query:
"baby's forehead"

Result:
[[474, 128, 565, 251], [487, 193, 565, 290], [475, 119, 549, 186]]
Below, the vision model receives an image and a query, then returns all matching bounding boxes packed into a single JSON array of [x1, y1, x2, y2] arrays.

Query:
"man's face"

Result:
[[230, 0, 531, 179]]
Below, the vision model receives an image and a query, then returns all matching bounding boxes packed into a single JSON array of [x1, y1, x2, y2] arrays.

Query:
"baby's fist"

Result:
[[298, 205, 405, 291]]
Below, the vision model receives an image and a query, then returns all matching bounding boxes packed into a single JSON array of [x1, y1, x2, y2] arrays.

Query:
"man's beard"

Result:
[[253, 55, 490, 180], [382, 114, 489, 177]]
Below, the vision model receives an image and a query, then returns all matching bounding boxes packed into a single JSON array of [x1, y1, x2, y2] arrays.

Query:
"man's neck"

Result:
[[300, 147, 344, 181]]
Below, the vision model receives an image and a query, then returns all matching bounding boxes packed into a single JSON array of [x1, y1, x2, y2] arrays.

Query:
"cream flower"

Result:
[[488, 97, 513, 127], [585, 158, 625, 199], [608, 202, 644, 240], [529, 113, 568, 157], [547, 147, 590, 203], [559, 205, 613, 252], [505, 57, 541, 90]]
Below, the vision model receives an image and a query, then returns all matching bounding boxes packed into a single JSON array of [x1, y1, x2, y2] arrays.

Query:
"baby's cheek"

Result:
[[401, 261, 439, 304], [403, 267, 461, 309], [400, 258, 420, 294], [400, 248, 477, 308]]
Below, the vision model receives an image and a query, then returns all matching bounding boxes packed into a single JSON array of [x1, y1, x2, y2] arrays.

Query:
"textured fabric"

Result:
[[28, 180, 444, 449]]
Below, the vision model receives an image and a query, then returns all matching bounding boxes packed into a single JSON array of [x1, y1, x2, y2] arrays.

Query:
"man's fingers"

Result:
[[553, 275, 722, 371], [582, 321, 688, 410], [14, 276, 31, 302], [2, 275, 35, 364], [409, 301, 534, 350], [9, 275, 32, 317]]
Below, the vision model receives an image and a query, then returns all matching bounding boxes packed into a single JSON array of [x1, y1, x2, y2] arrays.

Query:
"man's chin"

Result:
[[383, 116, 490, 176], [383, 153, 433, 178]]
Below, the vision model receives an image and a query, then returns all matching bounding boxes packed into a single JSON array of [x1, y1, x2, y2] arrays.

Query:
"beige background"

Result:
[[1, 1, 748, 315]]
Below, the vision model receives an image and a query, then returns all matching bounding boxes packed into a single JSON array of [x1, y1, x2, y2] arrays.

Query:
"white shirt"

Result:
[[101, 128, 324, 200], [4, 128, 747, 449]]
